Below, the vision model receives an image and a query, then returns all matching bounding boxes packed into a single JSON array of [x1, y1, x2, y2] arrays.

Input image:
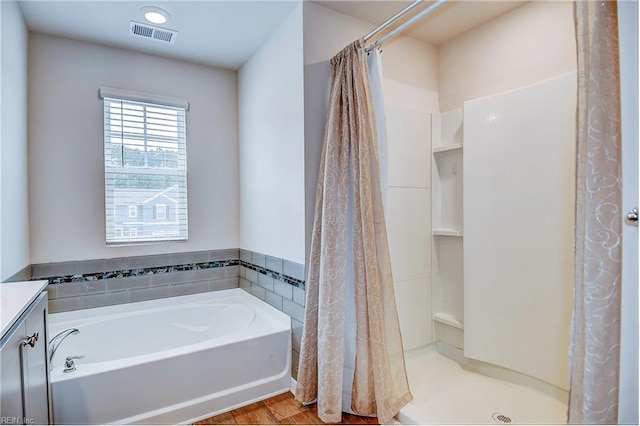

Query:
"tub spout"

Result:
[[49, 328, 79, 366]]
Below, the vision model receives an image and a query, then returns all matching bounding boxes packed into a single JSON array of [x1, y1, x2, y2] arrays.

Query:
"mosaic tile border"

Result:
[[34, 260, 240, 285], [30, 254, 305, 289], [239, 260, 305, 290]]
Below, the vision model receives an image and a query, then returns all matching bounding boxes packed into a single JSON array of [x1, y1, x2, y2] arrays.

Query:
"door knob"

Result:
[[627, 207, 638, 224]]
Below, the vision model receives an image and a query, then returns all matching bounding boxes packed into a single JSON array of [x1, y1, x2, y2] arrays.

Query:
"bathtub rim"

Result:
[[49, 288, 289, 326]]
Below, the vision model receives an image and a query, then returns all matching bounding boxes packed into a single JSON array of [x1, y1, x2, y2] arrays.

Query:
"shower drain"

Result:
[[492, 413, 514, 424]]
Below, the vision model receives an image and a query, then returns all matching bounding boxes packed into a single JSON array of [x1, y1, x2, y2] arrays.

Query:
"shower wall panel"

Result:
[[463, 73, 576, 390], [384, 83, 437, 350]]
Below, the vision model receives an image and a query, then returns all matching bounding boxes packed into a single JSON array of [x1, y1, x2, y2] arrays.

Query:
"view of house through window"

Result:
[[102, 94, 188, 245]]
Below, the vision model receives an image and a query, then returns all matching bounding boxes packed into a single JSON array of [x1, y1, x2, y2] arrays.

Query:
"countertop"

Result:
[[0, 280, 48, 338]]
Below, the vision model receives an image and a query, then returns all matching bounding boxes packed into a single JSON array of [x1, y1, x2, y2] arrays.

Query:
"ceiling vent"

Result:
[[129, 21, 177, 45]]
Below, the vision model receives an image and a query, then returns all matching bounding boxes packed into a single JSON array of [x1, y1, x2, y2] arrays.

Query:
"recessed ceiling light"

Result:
[[141, 6, 170, 25]]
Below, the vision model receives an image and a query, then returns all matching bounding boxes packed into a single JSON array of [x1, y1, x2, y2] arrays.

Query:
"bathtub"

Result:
[[48, 288, 291, 424]]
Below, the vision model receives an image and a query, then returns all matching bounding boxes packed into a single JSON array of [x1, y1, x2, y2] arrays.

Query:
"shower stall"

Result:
[[366, 1, 577, 423], [304, 0, 634, 422], [395, 71, 577, 424]]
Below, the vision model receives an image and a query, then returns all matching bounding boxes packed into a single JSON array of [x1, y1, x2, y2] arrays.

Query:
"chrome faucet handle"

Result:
[[48, 328, 79, 367], [63, 355, 85, 373]]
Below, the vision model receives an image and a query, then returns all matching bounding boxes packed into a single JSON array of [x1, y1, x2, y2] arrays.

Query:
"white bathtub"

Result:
[[48, 288, 291, 424]]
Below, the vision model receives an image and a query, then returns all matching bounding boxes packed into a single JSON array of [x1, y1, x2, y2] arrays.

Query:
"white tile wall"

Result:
[[386, 105, 431, 189], [386, 187, 431, 283], [383, 79, 435, 349], [394, 277, 433, 349]]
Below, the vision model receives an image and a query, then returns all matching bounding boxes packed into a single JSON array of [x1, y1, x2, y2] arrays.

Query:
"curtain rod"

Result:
[[363, 0, 424, 42], [365, 0, 448, 52]]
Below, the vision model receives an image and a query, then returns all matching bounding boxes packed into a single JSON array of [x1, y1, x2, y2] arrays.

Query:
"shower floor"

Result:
[[397, 346, 568, 424]]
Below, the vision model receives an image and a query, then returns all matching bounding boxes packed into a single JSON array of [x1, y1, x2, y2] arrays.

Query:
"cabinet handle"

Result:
[[22, 331, 39, 348], [627, 207, 638, 224]]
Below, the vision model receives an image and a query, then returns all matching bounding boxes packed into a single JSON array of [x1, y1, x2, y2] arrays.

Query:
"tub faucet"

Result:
[[49, 328, 79, 366]]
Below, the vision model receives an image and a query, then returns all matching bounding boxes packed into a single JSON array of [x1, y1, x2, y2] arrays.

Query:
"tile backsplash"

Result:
[[238, 249, 306, 379], [25, 249, 238, 312]]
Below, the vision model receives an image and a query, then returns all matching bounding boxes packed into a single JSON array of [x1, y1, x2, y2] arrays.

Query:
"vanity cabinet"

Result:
[[0, 291, 51, 424]]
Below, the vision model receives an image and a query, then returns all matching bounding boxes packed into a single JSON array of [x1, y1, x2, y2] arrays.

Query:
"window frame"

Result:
[[100, 87, 189, 246]]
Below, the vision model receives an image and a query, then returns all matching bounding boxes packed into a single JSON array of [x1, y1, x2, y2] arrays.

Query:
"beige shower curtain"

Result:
[[295, 40, 412, 424], [569, 1, 622, 423]]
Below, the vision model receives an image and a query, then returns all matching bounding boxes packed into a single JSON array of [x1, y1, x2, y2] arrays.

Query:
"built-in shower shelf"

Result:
[[433, 312, 464, 329], [432, 144, 463, 154], [433, 229, 463, 237], [432, 108, 465, 349]]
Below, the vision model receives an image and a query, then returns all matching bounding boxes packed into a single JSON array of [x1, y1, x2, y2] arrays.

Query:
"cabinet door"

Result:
[[0, 321, 26, 420], [0, 292, 50, 425], [22, 294, 49, 424]]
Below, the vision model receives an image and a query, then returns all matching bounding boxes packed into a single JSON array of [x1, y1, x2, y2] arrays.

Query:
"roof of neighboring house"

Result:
[[112, 185, 180, 205], [143, 185, 179, 204]]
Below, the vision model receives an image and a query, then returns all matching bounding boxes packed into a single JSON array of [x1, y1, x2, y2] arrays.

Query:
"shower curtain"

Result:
[[368, 47, 388, 208], [295, 40, 412, 424], [569, 1, 622, 423]]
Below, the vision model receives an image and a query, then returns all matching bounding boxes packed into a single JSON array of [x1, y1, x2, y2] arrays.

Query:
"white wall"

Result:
[[437, 1, 576, 112], [303, 2, 369, 267], [0, 1, 30, 280], [28, 34, 239, 263], [238, 5, 305, 264], [303, 3, 438, 349]]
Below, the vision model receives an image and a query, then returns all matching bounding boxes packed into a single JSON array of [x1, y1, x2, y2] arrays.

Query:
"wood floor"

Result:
[[194, 392, 379, 425]]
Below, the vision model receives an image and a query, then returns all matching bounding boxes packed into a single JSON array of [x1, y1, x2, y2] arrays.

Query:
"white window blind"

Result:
[[102, 93, 187, 245]]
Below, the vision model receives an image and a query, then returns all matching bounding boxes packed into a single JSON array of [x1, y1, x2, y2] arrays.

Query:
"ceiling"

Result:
[[19, 1, 526, 70], [312, 0, 526, 46], [19, 1, 300, 70]]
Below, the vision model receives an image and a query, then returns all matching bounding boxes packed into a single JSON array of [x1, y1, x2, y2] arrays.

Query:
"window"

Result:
[[101, 88, 188, 245], [155, 204, 167, 220], [129, 205, 138, 218]]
